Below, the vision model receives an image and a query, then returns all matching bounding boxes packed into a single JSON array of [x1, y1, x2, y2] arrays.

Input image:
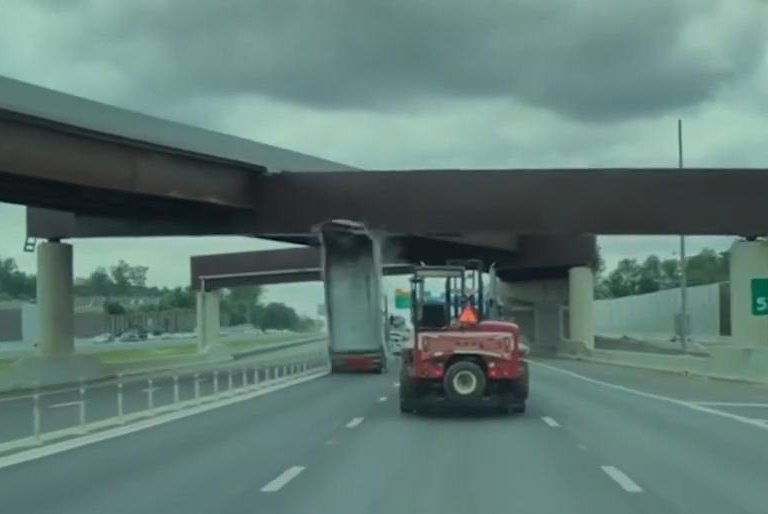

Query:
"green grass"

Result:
[[0, 332, 325, 370], [97, 344, 199, 364], [97, 332, 322, 364], [223, 332, 319, 354]]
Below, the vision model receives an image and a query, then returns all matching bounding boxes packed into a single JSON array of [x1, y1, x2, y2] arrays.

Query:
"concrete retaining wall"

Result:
[[596, 283, 723, 341]]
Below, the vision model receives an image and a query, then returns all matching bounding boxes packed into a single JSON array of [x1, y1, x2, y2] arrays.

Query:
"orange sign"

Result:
[[458, 305, 479, 324]]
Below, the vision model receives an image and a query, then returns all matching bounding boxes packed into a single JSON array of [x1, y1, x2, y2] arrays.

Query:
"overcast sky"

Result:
[[1, 0, 766, 314]]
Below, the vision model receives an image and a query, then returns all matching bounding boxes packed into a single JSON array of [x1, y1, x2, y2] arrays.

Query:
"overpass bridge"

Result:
[[2, 73, 768, 380]]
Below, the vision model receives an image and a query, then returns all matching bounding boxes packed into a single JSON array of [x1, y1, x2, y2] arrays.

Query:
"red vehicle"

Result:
[[399, 262, 529, 414]]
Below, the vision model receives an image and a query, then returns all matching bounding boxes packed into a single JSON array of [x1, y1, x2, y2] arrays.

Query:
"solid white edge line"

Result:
[[541, 416, 560, 427], [530, 361, 768, 432], [260, 466, 306, 492], [346, 417, 365, 428], [601, 465, 643, 493], [0, 369, 329, 471], [692, 401, 768, 408]]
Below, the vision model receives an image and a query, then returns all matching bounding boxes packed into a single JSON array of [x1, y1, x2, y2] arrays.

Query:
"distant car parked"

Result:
[[117, 327, 148, 342]]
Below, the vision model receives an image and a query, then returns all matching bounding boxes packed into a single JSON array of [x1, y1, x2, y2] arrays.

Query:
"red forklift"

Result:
[[399, 260, 529, 414]]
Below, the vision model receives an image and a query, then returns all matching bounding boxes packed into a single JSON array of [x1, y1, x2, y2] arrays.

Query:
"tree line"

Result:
[[595, 248, 729, 299], [0, 257, 320, 332]]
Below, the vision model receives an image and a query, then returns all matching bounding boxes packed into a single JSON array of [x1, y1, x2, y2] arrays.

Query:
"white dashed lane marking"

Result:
[[541, 416, 560, 427], [601, 466, 643, 493], [346, 417, 365, 429], [261, 466, 306, 492], [377, 396, 388, 402]]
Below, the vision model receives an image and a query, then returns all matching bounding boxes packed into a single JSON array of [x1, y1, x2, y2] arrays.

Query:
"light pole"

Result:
[[678, 119, 688, 353]]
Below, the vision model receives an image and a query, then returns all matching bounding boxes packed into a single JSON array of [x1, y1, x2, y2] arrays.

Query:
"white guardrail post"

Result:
[[147, 378, 154, 411], [173, 375, 180, 405], [117, 381, 124, 424], [33, 393, 41, 444], [78, 385, 86, 434]]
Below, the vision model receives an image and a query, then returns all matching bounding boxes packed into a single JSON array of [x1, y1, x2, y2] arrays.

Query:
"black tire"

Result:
[[399, 399, 416, 414], [511, 401, 526, 414], [443, 361, 486, 402]]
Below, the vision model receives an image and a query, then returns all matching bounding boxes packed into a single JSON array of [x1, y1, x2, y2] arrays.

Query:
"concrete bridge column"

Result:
[[729, 239, 768, 346], [196, 290, 221, 351], [320, 224, 384, 370], [569, 266, 595, 350], [2, 241, 104, 389], [37, 241, 74, 357]]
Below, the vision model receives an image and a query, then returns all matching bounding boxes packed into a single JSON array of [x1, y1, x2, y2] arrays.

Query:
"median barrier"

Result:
[[706, 346, 768, 382], [0, 334, 327, 393], [0, 348, 331, 456]]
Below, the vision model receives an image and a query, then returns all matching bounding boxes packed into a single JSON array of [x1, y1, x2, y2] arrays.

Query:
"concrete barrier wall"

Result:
[[596, 283, 722, 341], [586, 349, 708, 375], [558, 345, 768, 383], [0, 309, 22, 342], [3, 304, 198, 342]]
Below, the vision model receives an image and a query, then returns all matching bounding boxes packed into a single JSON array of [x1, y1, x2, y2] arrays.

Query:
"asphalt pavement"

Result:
[[1, 357, 767, 514]]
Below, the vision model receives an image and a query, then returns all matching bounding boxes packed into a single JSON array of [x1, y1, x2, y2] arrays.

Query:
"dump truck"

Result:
[[320, 220, 386, 373], [399, 261, 529, 414]]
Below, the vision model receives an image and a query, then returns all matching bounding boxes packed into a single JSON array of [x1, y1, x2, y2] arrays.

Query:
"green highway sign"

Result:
[[751, 278, 768, 315], [394, 289, 411, 309]]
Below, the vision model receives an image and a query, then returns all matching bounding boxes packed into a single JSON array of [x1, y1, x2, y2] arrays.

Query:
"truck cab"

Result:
[[399, 262, 529, 414]]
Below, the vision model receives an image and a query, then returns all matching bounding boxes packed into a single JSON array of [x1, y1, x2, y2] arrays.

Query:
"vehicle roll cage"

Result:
[[409, 260, 485, 328]]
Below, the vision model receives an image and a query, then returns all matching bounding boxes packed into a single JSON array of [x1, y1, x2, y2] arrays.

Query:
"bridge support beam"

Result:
[[569, 266, 595, 351], [321, 225, 384, 371], [730, 239, 768, 346], [37, 241, 74, 357], [196, 290, 221, 351]]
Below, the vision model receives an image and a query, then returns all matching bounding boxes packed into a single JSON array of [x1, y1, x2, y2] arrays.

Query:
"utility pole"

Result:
[[678, 119, 688, 353]]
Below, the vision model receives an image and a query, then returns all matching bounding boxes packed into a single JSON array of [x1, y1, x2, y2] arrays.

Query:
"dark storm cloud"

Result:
[[12, 0, 768, 121], [55, 0, 765, 122]]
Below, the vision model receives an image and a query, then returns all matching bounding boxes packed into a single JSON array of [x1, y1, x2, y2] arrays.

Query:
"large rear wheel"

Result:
[[443, 361, 486, 402]]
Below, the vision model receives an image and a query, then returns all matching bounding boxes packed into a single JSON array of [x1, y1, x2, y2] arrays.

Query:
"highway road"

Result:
[[1, 358, 767, 513]]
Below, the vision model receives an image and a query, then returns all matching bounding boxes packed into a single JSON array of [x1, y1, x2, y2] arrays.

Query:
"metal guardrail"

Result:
[[0, 350, 330, 455]]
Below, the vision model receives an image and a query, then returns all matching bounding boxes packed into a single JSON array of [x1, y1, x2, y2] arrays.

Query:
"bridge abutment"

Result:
[[730, 239, 768, 346]]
